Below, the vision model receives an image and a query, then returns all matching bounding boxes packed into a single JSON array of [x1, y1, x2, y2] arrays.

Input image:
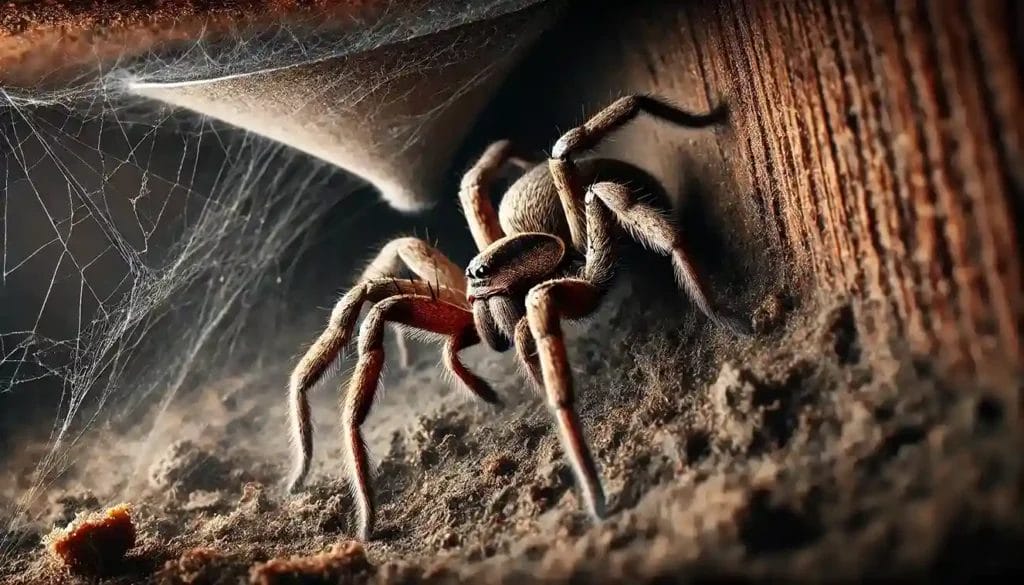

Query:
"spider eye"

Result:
[[466, 262, 490, 278]]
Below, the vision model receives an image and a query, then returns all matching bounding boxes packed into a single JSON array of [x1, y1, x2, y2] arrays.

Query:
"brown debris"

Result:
[[249, 541, 372, 584], [159, 547, 240, 584], [149, 439, 239, 496], [751, 293, 789, 335], [43, 502, 137, 577], [482, 452, 517, 478]]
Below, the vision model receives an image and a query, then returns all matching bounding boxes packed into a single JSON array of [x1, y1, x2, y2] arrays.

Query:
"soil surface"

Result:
[[1, 257, 1021, 583]]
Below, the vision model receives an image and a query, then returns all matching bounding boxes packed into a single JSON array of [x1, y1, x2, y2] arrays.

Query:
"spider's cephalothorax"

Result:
[[284, 95, 752, 540], [467, 232, 567, 351]]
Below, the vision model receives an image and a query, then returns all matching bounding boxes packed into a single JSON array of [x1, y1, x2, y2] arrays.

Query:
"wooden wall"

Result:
[[482, 0, 1022, 386]]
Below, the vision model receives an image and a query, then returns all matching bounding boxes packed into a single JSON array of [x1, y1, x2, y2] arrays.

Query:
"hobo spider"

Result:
[[286, 94, 751, 539]]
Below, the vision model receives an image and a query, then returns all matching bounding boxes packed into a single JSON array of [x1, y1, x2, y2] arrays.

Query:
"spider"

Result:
[[285, 94, 751, 540]]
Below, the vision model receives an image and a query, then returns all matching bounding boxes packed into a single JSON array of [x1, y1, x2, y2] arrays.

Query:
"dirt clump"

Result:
[[149, 439, 251, 500], [43, 503, 137, 577], [250, 541, 372, 585]]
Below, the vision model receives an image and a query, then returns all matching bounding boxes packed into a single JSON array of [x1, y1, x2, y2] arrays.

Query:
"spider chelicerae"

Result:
[[285, 94, 752, 540]]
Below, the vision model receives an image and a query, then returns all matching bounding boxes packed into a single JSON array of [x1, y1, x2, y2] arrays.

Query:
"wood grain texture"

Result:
[[487, 0, 1022, 384]]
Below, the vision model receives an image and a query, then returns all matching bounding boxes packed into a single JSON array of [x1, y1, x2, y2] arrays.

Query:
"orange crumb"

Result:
[[249, 541, 371, 584], [44, 503, 137, 576]]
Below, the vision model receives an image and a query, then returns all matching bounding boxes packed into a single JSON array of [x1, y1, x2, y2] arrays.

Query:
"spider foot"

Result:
[[553, 407, 607, 522], [356, 498, 375, 541], [285, 475, 305, 495], [718, 310, 754, 338]]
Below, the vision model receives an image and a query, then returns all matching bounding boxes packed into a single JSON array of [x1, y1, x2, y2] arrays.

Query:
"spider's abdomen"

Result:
[[498, 158, 671, 247], [498, 163, 569, 239]]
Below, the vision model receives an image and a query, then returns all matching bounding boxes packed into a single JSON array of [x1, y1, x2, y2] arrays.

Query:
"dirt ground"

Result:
[[1, 248, 1021, 583]]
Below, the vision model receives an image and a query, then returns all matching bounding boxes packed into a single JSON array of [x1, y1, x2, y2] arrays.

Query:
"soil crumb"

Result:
[[43, 503, 137, 577], [249, 541, 372, 585]]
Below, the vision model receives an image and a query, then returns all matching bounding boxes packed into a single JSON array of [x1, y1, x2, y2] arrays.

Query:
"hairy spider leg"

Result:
[[588, 182, 751, 336], [344, 294, 498, 539], [523, 172, 750, 523], [286, 278, 464, 493], [360, 237, 468, 367], [459, 139, 521, 251], [525, 278, 607, 519], [548, 94, 728, 250]]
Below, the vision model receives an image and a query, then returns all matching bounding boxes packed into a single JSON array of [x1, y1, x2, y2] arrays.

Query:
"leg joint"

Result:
[[525, 284, 555, 316], [551, 127, 590, 160]]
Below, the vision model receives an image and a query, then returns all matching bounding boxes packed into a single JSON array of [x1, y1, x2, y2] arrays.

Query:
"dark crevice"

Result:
[[739, 489, 822, 555], [975, 395, 1005, 432], [685, 430, 712, 464]]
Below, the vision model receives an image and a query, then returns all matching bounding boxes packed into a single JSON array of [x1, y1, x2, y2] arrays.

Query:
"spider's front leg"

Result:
[[345, 294, 498, 540], [525, 278, 608, 519], [458, 139, 540, 251], [514, 195, 622, 519]]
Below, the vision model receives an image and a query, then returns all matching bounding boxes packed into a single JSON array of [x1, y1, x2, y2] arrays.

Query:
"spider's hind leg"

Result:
[[588, 182, 752, 336], [360, 237, 467, 368], [286, 278, 464, 494]]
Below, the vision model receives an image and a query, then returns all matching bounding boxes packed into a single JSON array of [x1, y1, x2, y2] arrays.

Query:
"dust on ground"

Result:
[[1, 258, 1021, 583]]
